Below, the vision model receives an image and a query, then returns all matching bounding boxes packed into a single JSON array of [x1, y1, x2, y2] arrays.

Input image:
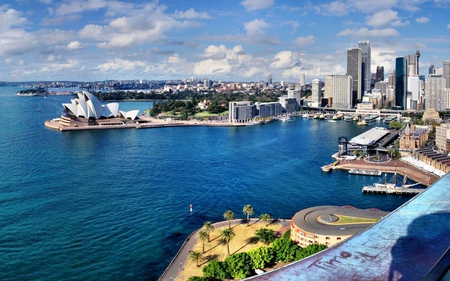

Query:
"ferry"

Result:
[[384, 115, 397, 124], [364, 115, 378, 123], [332, 113, 343, 120], [344, 115, 355, 122]]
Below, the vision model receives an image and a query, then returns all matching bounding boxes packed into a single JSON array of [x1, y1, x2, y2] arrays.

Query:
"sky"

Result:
[[1, 0, 450, 83]]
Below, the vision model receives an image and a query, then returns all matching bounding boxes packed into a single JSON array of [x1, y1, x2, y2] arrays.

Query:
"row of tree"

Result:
[[188, 239, 326, 280]]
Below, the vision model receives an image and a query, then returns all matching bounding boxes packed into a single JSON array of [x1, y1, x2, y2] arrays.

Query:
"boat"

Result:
[[344, 115, 354, 122], [353, 115, 360, 121], [327, 120, 338, 123], [357, 120, 367, 126], [278, 115, 292, 122], [373, 172, 420, 189], [384, 115, 397, 124], [302, 113, 310, 118], [332, 113, 343, 120], [364, 115, 378, 123], [362, 172, 423, 195]]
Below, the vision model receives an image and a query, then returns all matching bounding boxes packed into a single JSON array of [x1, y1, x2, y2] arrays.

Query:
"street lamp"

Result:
[[180, 262, 183, 270]]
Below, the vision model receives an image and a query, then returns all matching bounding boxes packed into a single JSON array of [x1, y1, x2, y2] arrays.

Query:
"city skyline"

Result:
[[1, 0, 450, 82]]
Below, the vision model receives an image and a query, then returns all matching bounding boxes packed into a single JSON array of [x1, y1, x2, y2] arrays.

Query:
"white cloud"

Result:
[[41, 14, 82, 26], [337, 27, 399, 37], [319, 1, 349, 16], [241, 0, 274, 11], [416, 16, 429, 23], [97, 58, 146, 72], [56, 0, 108, 16], [244, 19, 270, 35], [0, 7, 37, 56], [65, 41, 84, 51], [447, 23, 450, 29], [39, 0, 52, 4], [271, 51, 300, 69], [366, 10, 398, 27], [4, 58, 13, 63], [174, 8, 210, 19], [348, 0, 398, 13], [392, 20, 410, 26], [295, 35, 315, 47]]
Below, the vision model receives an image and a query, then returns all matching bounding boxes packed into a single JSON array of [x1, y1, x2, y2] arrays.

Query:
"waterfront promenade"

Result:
[[158, 218, 290, 281], [325, 157, 440, 186]]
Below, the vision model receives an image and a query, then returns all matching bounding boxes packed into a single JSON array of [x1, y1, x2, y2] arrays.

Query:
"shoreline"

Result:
[[44, 115, 275, 131]]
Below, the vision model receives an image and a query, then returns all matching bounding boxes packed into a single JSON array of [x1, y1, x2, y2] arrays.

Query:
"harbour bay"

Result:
[[0, 87, 412, 280]]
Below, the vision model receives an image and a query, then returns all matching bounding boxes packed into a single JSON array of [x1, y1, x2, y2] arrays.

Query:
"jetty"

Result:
[[348, 168, 382, 176], [362, 185, 423, 195]]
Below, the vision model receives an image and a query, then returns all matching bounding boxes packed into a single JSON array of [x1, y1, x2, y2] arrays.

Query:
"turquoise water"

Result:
[[0, 87, 411, 280]]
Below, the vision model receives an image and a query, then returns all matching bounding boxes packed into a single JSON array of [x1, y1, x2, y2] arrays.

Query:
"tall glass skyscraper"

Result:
[[395, 57, 407, 109], [443, 60, 450, 88], [358, 41, 371, 94], [347, 48, 362, 103]]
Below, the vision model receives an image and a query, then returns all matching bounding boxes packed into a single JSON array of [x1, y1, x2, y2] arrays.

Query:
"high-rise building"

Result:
[[311, 78, 321, 106], [443, 60, 450, 88], [395, 57, 407, 109], [407, 51, 420, 76], [268, 74, 273, 85], [425, 76, 447, 111], [376, 66, 384, 82], [358, 41, 371, 94], [347, 48, 362, 102], [429, 65, 436, 75], [300, 72, 306, 90], [332, 75, 353, 109], [323, 76, 334, 98]]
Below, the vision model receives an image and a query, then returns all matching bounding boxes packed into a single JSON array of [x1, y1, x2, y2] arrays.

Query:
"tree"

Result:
[[197, 230, 208, 253], [389, 120, 402, 130], [203, 221, 214, 242], [221, 228, 235, 256], [188, 251, 203, 267], [224, 252, 252, 279], [243, 204, 254, 226], [223, 210, 235, 229], [202, 260, 230, 280], [259, 213, 273, 226], [248, 246, 275, 269], [255, 228, 276, 245], [271, 238, 300, 262]]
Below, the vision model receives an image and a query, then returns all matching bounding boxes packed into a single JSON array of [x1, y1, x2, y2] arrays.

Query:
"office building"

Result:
[[331, 75, 353, 109], [268, 74, 273, 85], [228, 101, 256, 123], [443, 60, 450, 88], [395, 57, 407, 109], [300, 72, 306, 90], [425, 76, 447, 111], [311, 78, 322, 107], [436, 124, 450, 153], [255, 102, 283, 118], [287, 89, 301, 110], [323, 76, 334, 98], [347, 48, 362, 102], [358, 41, 371, 94], [376, 66, 384, 83]]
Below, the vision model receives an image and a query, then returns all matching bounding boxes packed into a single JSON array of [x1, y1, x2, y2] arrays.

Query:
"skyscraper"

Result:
[[332, 75, 353, 109], [443, 60, 450, 88], [395, 57, 407, 109], [311, 78, 321, 106], [407, 51, 420, 76], [425, 76, 447, 111], [268, 74, 273, 85], [376, 66, 384, 82], [300, 72, 306, 90], [347, 47, 362, 102], [358, 41, 371, 94]]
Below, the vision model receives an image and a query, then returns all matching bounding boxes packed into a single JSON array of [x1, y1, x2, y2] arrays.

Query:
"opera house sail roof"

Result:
[[62, 91, 139, 120]]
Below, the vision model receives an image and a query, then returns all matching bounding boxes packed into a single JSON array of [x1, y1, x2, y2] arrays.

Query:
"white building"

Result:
[[287, 89, 301, 110], [311, 78, 321, 107], [436, 124, 450, 153], [425, 76, 447, 111], [331, 75, 353, 109]]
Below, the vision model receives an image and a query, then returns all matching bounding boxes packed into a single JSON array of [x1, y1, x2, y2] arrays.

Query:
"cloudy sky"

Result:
[[1, 0, 450, 82]]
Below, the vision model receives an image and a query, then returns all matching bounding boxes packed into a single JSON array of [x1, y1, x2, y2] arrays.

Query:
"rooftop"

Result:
[[349, 127, 390, 146]]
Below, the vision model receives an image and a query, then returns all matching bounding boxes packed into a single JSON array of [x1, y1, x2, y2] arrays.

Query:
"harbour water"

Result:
[[0, 87, 412, 280]]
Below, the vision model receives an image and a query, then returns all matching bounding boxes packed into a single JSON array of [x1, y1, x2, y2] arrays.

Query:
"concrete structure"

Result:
[[422, 107, 441, 123], [425, 76, 447, 111], [331, 75, 353, 109], [278, 96, 297, 113], [348, 127, 391, 155], [290, 206, 388, 248], [399, 124, 429, 151], [347, 48, 362, 102], [323, 75, 333, 99], [376, 66, 384, 83], [300, 72, 306, 90], [246, 173, 450, 281], [268, 74, 273, 85], [62, 91, 139, 120], [358, 41, 371, 94], [228, 101, 256, 123], [255, 102, 283, 118], [311, 78, 321, 107], [406, 76, 421, 110], [443, 60, 450, 88], [287, 88, 301, 110], [436, 123, 450, 153]]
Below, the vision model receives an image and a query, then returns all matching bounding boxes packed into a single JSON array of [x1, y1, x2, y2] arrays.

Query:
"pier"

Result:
[[362, 185, 423, 195]]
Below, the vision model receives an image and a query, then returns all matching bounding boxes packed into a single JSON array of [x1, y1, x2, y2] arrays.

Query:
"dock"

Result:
[[362, 185, 424, 195], [348, 168, 382, 176]]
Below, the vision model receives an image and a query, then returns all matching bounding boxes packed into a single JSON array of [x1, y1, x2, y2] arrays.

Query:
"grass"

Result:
[[178, 222, 282, 280], [329, 215, 379, 225]]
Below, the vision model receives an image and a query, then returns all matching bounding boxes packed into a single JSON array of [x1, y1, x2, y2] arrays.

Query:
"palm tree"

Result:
[[197, 230, 208, 253], [243, 204, 254, 226], [188, 251, 203, 267], [221, 228, 235, 256], [203, 221, 214, 242], [259, 213, 273, 226], [223, 210, 235, 229]]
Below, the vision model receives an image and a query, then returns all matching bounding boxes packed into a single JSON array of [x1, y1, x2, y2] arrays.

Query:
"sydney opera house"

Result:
[[45, 91, 142, 131]]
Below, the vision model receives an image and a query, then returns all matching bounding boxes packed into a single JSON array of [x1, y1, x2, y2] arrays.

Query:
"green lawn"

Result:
[[331, 215, 379, 225], [195, 111, 228, 117]]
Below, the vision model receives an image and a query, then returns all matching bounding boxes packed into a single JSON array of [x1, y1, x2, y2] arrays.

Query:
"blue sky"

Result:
[[1, 0, 449, 82]]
